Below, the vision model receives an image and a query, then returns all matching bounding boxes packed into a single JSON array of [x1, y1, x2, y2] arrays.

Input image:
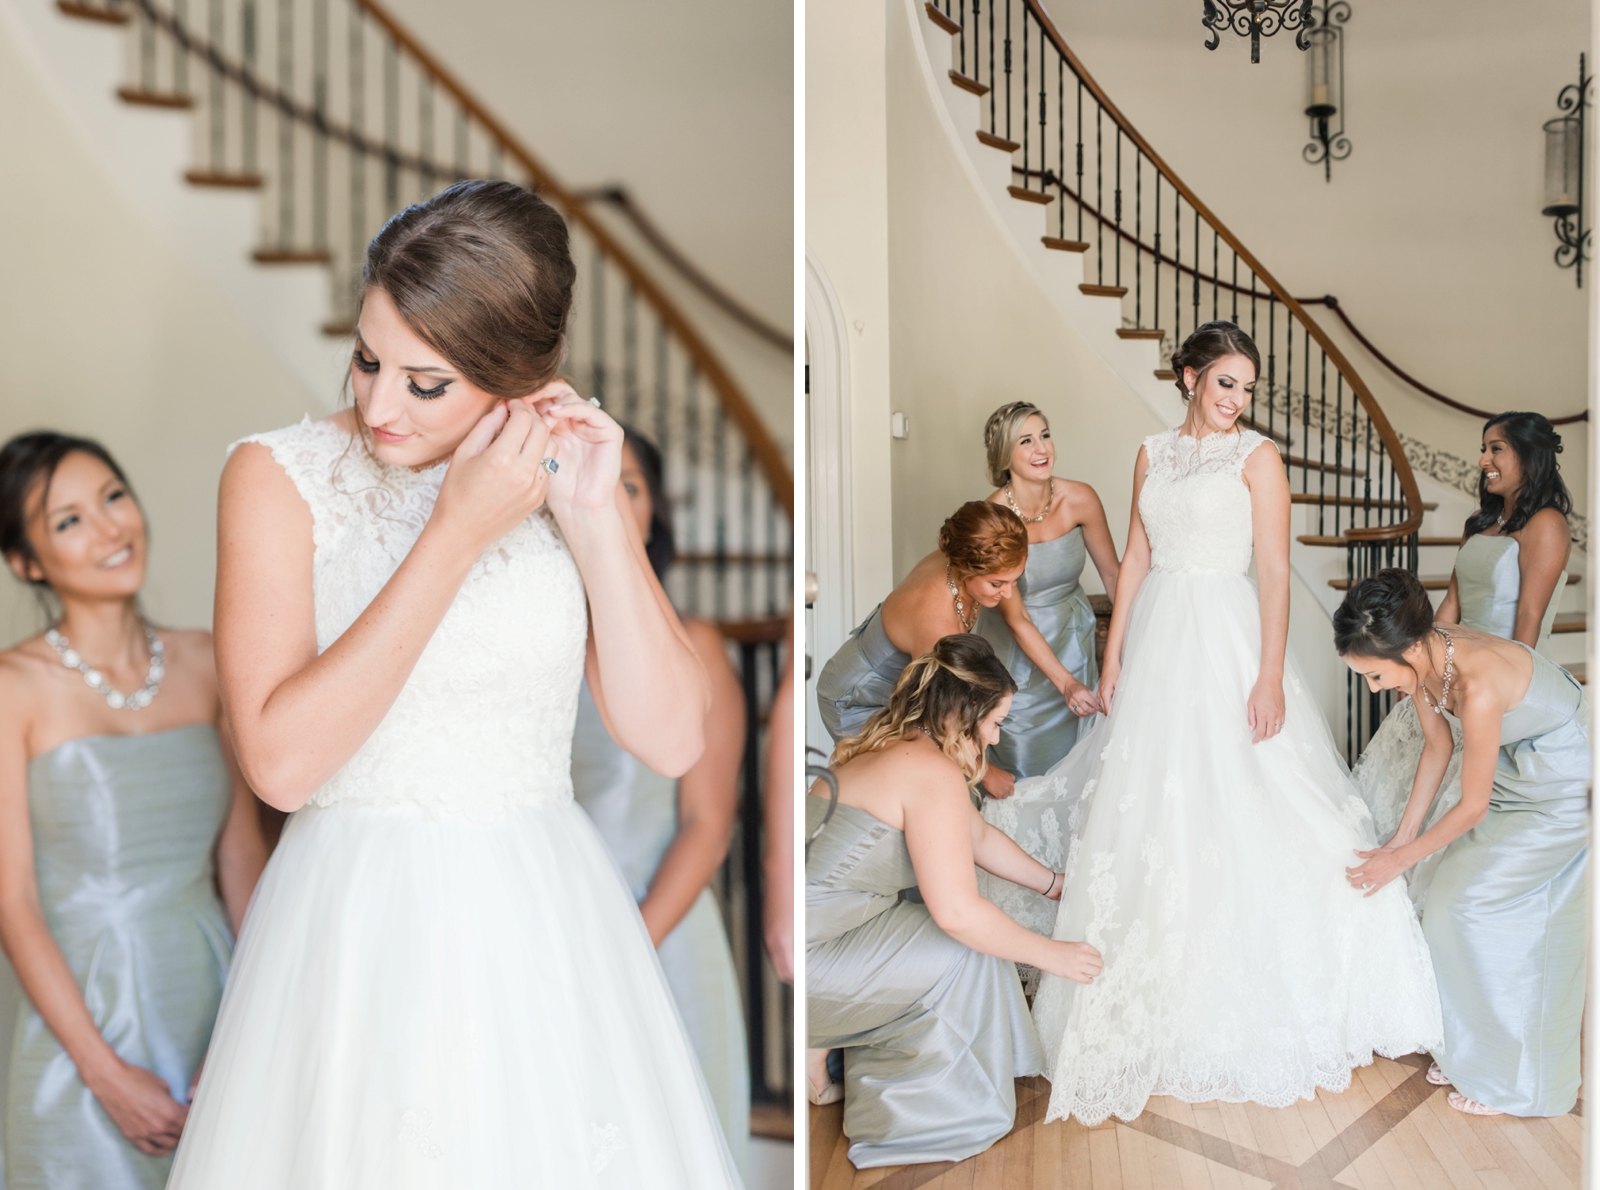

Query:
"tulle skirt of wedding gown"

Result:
[[1004, 570, 1442, 1126], [166, 799, 743, 1189]]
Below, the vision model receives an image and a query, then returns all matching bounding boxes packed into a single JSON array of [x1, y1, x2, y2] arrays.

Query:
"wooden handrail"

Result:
[[349, 0, 792, 517], [1023, 0, 1423, 542]]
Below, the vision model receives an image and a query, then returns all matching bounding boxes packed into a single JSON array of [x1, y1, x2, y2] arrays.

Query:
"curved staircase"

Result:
[[911, 0, 1586, 752]]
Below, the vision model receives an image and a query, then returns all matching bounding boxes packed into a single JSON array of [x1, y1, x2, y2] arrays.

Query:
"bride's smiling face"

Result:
[[351, 288, 503, 468], [1182, 353, 1257, 436]]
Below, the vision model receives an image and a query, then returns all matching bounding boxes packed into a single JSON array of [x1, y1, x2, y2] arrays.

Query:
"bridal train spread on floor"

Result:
[[989, 428, 1442, 1127], [165, 419, 742, 1189]]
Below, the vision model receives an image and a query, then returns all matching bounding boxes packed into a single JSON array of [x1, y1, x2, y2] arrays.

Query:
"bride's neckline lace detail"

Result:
[[1159, 428, 1254, 478]]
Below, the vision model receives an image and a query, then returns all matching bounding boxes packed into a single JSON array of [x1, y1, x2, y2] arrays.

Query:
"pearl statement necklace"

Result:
[[1005, 477, 1054, 524], [945, 564, 977, 631], [1417, 628, 1455, 716], [45, 619, 164, 710]]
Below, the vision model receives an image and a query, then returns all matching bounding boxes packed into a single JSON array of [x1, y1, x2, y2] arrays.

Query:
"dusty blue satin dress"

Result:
[[976, 527, 1098, 778], [815, 605, 911, 742], [1426, 645, 1588, 1116], [1354, 533, 1567, 908], [569, 681, 750, 1177], [806, 798, 1044, 1168], [8, 725, 233, 1189]]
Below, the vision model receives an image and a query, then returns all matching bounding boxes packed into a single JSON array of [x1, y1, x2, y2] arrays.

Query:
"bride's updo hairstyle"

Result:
[[939, 501, 1028, 580], [1332, 568, 1435, 663], [983, 401, 1049, 488], [1170, 320, 1261, 402], [832, 634, 1016, 787], [359, 179, 577, 398], [1463, 412, 1572, 540]]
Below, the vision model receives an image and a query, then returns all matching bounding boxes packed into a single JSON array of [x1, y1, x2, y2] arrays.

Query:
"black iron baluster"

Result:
[[1191, 206, 1200, 338], [1133, 151, 1142, 325], [713, 398, 730, 620], [172, 0, 186, 95], [1230, 252, 1238, 322], [590, 245, 606, 406], [348, 3, 364, 290], [1094, 105, 1103, 284], [1074, 78, 1083, 242], [739, 441, 754, 619], [958, 0, 966, 74], [1021, 12, 1028, 194], [1211, 229, 1219, 321], [1152, 172, 1160, 337], [1318, 352, 1328, 535], [139, 2, 155, 92], [653, 318, 669, 472], [383, 36, 398, 211], [1172, 186, 1180, 344], [242, 0, 258, 173], [276, 0, 293, 249], [312, 0, 328, 253], [207, 0, 223, 171], [1265, 300, 1276, 443], [623, 284, 639, 426], [1037, 19, 1047, 202], [1333, 372, 1344, 537], [685, 362, 702, 614], [736, 639, 769, 1100], [419, 73, 434, 198], [1283, 306, 1293, 475], [1113, 130, 1122, 290], [986, 0, 994, 133]]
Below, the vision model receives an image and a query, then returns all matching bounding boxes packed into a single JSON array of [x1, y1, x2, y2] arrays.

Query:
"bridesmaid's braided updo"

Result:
[[939, 501, 1029, 581]]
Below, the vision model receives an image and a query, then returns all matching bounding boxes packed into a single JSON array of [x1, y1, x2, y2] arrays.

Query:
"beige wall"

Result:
[[0, 13, 315, 645]]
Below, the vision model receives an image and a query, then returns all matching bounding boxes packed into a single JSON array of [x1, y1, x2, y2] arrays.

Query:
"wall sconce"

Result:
[[1543, 54, 1591, 287], [1302, 3, 1350, 181], [1202, 0, 1314, 64]]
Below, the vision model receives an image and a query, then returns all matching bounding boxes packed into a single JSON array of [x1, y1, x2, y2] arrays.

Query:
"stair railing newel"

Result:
[[930, 0, 1423, 759], [55, 0, 793, 1109]]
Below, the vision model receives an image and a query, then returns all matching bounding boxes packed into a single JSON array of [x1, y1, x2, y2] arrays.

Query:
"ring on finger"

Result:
[[540, 457, 559, 474]]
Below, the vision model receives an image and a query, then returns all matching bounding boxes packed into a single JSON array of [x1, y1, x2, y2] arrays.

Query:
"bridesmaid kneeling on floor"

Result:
[[0, 433, 268, 1188], [816, 502, 1026, 778], [805, 633, 1102, 1168], [1338, 569, 1587, 1118]]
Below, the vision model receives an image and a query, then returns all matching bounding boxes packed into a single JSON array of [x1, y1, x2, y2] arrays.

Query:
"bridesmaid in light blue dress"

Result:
[[1338, 568, 1587, 1118], [569, 428, 750, 1175], [975, 402, 1120, 788], [0, 432, 267, 1188], [1354, 411, 1573, 909], [817, 501, 1029, 748]]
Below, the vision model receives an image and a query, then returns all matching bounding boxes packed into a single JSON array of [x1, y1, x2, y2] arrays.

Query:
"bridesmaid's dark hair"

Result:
[[1332, 568, 1435, 662], [1170, 320, 1261, 402], [620, 424, 675, 581], [832, 634, 1017, 788], [0, 431, 138, 599], [1462, 412, 1572, 540]]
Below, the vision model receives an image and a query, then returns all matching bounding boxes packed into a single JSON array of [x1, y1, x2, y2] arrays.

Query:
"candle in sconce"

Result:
[[1312, 83, 1330, 108]]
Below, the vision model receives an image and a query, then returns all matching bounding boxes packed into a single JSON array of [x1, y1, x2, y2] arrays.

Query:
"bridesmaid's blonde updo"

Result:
[[983, 401, 1049, 488], [939, 501, 1029, 582], [832, 634, 1016, 787]]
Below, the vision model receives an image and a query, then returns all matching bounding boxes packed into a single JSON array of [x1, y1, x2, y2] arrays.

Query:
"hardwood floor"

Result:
[[809, 1056, 1584, 1190]]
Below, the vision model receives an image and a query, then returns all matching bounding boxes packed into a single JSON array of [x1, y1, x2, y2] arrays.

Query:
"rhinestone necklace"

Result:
[[945, 564, 977, 631], [45, 619, 164, 710], [1005, 477, 1054, 524], [1417, 628, 1455, 716]]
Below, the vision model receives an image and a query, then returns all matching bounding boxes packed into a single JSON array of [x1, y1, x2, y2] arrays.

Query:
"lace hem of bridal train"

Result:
[[989, 429, 1442, 1127]]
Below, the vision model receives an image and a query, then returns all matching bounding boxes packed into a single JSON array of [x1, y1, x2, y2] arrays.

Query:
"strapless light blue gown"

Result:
[[569, 681, 750, 1176], [1426, 646, 1588, 1116], [805, 798, 1044, 1168], [8, 725, 233, 1190], [975, 528, 1098, 779], [1354, 533, 1566, 908], [815, 605, 911, 742]]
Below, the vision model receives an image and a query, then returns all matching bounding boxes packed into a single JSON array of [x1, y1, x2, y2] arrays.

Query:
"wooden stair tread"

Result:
[[949, 70, 988, 96], [1330, 573, 1580, 591], [977, 130, 1020, 153], [1290, 493, 1437, 511], [1298, 535, 1460, 547], [1552, 613, 1587, 634], [1116, 328, 1164, 340], [1080, 283, 1127, 298], [1042, 236, 1089, 252], [1283, 455, 1363, 477], [1154, 369, 1177, 381], [253, 248, 333, 265], [1007, 185, 1053, 205], [185, 170, 263, 189], [924, 2, 961, 35], [118, 88, 193, 109], [57, 1, 128, 24]]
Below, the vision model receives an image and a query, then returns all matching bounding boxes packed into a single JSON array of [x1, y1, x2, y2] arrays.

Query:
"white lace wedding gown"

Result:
[[166, 418, 742, 1189], [999, 428, 1442, 1126]]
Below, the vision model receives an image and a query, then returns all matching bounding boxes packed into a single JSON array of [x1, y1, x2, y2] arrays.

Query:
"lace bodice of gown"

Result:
[[232, 417, 588, 816], [1140, 428, 1273, 575]]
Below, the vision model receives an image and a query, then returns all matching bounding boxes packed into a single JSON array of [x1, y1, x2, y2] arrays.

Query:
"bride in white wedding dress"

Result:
[[992, 321, 1442, 1127], [166, 181, 742, 1187]]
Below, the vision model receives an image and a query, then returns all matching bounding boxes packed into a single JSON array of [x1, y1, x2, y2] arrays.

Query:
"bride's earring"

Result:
[[1186, 390, 1195, 399]]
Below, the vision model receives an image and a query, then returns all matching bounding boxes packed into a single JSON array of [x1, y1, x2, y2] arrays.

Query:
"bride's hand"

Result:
[[431, 400, 553, 554], [535, 394, 625, 519], [1346, 846, 1408, 897], [1097, 663, 1120, 713], [1059, 678, 1103, 718], [1247, 677, 1286, 744], [1043, 940, 1103, 984]]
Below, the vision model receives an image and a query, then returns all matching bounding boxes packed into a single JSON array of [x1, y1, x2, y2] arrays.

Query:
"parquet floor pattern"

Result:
[[810, 1055, 1584, 1190]]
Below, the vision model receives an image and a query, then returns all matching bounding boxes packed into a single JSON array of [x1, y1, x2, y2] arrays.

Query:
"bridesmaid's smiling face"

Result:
[[9, 451, 147, 604], [350, 288, 502, 469], [1478, 427, 1523, 505], [1341, 647, 1426, 696], [1008, 416, 1055, 485], [977, 693, 1013, 749], [962, 565, 1025, 609]]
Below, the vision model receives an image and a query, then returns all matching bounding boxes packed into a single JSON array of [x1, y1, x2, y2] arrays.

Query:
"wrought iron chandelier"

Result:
[[1202, 0, 1315, 63]]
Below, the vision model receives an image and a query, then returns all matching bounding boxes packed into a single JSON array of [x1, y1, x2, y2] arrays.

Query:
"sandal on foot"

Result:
[[1426, 1063, 1451, 1086], [1447, 1092, 1502, 1116]]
